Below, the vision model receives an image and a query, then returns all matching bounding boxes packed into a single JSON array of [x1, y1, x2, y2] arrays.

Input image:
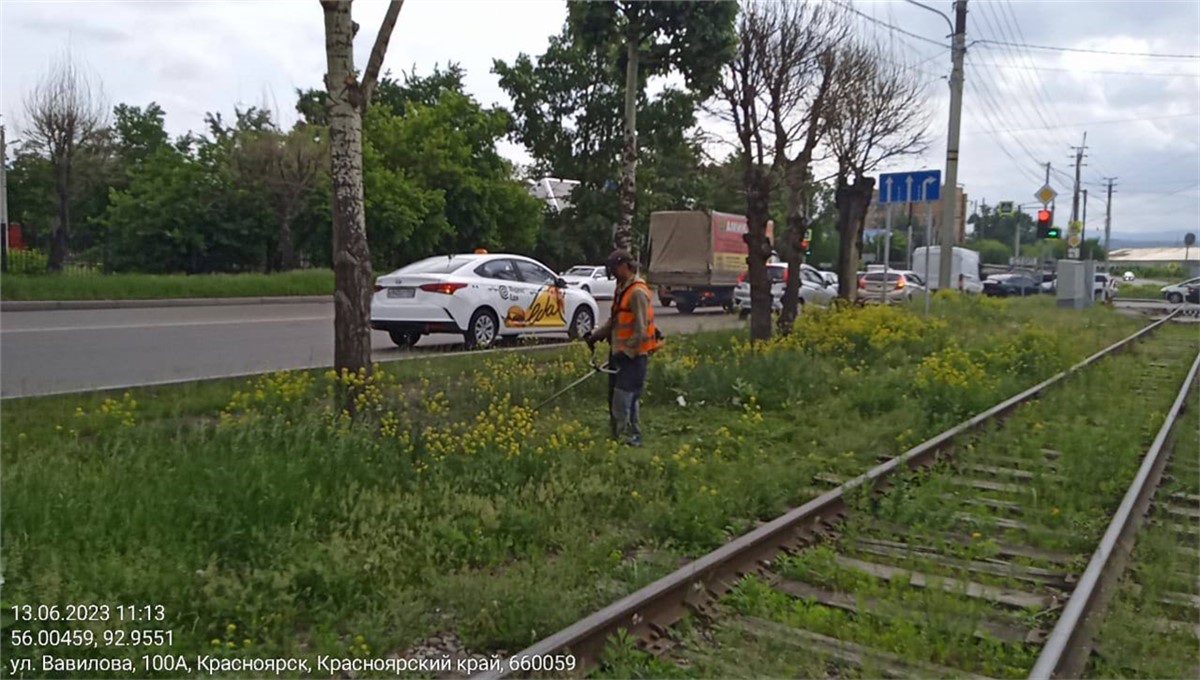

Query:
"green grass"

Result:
[[0, 295, 1156, 677], [1116, 282, 1168, 299], [0, 269, 334, 301], [645, 324, 1197, 679], [1087, 376, 1200, 679]]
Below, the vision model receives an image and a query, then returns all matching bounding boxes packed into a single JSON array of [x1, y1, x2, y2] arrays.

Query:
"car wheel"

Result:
[[676, 301, 696, 314], [1168, 292, 1183, 304], [388, 330, 420, 348], [568, 306, 595, 340], [464, 308, 499, 349]]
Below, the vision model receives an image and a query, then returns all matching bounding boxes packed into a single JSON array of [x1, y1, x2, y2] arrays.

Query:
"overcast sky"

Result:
[[3, 0, 1198, 240]]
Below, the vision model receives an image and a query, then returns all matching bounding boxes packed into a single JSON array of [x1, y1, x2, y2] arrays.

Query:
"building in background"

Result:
[[1108, 247, 1200, 277], [863, 186, 968, 244]]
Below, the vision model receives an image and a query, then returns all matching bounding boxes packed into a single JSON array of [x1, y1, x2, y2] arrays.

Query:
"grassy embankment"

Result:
[[0, 269, 333, 301], [1, 295, 1153, 675]]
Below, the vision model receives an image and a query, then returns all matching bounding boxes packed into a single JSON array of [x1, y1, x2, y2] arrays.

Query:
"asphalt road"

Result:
[[0, 301, 741, 398]]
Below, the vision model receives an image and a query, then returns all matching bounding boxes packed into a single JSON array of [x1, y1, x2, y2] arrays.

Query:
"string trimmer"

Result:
[[532, 344, 618, 412]]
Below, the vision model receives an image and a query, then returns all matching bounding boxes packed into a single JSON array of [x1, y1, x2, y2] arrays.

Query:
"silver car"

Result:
[[1162, 276, 1200, 304], [858, 270, 928, 304], [733, 263, 835, 317]]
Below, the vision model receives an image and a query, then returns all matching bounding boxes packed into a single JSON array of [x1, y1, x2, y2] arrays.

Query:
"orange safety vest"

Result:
[[611, 279, 662, 355]]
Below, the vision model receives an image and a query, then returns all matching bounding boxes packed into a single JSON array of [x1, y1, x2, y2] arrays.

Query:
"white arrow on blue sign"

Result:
[[878, 169, 942, 204]]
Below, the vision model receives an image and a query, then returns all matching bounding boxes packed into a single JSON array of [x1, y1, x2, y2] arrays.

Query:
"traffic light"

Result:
[[1037, 209, 1059, 239], [801, 229, 812, 257]]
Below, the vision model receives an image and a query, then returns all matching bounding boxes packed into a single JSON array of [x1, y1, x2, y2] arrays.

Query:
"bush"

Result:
[[6, 249, 49, 275]]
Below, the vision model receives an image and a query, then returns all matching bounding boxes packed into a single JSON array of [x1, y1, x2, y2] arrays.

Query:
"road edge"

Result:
[[0, 295, 333, 312]]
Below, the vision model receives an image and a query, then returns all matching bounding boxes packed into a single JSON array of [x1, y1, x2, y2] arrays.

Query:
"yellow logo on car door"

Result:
[[504, 285, 565, 327]]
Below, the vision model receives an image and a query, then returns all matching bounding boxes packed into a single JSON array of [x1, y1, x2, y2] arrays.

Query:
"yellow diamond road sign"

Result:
[[1067, 233, 1081, 247], [1035, 184, 1057, 205]]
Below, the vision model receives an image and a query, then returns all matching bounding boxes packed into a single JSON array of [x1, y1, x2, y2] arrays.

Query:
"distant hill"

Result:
[[1106, 230, 1196, 248]]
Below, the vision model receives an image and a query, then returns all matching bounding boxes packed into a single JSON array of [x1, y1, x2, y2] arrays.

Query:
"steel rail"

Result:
[[1029, 345, 1200, 680], [475, 310, 1180, 680]]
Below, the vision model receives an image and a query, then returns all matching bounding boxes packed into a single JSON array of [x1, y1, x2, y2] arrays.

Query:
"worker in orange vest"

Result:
[[588, 249, 662, 446]]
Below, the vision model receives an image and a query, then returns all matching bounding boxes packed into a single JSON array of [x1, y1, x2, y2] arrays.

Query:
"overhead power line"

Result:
[[970, 61, 1200, 78], [830, 0, 951, 49], [964, 111, 1200, 134], [976, 39, 1200, 60]]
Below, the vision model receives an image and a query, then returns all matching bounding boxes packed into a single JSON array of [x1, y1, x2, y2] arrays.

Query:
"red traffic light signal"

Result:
[[1036, 209, 1058, 239]]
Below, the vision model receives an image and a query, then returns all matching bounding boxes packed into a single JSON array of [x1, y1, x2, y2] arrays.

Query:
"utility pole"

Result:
[[938, 0, 968, 291], [1103, 177, 1117, 264], [1069, 132, 1088, 225], [1, 123, 8, 274], [1081, 188, 1088, 244]]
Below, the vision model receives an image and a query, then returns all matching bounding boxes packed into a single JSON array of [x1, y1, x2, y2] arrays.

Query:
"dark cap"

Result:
[[606, 249, 634, 268]]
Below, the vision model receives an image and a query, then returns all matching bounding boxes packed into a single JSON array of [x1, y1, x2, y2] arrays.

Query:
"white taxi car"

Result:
[[371, 253, 600, 348], [560, 265, 617, 299]]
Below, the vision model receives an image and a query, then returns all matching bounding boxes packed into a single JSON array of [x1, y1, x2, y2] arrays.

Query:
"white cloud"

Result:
[[2, 0, 1197, 235]]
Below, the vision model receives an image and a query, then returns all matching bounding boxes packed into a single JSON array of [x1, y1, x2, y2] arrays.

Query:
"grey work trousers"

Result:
[[608, 352, 648, 444]]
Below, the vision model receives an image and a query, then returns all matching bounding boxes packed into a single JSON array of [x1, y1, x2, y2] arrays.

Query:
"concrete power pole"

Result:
[[1069, 132, 1088, 225], [1103, 177, 1117, 264], [1, 123, 7, 274], [1082, 188, 1088, 244], [938, 0, 968, 291]]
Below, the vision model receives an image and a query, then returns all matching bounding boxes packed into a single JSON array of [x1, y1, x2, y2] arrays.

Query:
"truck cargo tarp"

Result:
[[649, 211, 767, 287]]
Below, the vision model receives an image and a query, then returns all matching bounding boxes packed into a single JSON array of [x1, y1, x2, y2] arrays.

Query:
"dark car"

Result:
[[983, 274, 1041, 297]]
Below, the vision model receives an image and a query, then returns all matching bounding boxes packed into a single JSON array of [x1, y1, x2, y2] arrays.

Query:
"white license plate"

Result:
[[387, 287, 416, 299]]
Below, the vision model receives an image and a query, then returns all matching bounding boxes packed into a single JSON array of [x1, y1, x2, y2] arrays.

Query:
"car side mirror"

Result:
[[555, 277, 567, 288]]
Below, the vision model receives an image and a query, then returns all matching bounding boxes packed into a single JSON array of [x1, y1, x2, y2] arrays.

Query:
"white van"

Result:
[[910, 246, 983, 293]]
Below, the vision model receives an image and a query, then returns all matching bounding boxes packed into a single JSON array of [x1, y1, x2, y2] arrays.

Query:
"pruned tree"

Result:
[[568, 1, 737, 250], [825, 43, 930, 300], [320, 0, 404, 407], [764, 0, 845, 333], [22, 53, 108, 272], [710, 1, 780, 342]]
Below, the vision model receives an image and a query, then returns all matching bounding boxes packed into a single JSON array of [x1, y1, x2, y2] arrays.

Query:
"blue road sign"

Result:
[[878, 169, 942, 204]]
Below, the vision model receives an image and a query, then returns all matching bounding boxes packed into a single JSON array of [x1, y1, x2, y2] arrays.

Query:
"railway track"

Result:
[[477, 312, 1197, 680]]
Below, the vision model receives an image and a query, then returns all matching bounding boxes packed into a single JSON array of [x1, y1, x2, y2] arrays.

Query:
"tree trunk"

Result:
[[48, 160, 70, 272], [746, 179, 774, 342], [777, 162, 808, 334], [615, 35, 639, 251], [277, 208, 297, 271], [323, 0, 374, 393], [835, 174, 875, 301]]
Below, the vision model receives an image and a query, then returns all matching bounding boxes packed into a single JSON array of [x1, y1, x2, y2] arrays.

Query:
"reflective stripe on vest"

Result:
[[611, 280, 661, 354]]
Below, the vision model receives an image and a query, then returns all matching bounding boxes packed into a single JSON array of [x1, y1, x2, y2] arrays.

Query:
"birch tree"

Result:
[[568, 1, 736, 250], [320, 0, 403, 404]]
